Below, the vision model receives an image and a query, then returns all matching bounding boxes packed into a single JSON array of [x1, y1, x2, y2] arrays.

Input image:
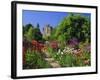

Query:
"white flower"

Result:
[[58, 49, 61, 53], [61, 52, 64, 55], [57, 49, 61, 55], [63, 49, 66, 53], [67, 47, 70, 50], [62, 47, 74, 54]]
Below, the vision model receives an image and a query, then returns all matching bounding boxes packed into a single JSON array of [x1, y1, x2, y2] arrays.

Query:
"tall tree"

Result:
[[54, 13, 90, 43], [25, 27, 33, 41], [33, 27, 42, 41]]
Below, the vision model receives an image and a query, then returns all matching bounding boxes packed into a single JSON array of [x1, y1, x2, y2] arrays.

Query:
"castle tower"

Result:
[[43, 24, 53, 39]]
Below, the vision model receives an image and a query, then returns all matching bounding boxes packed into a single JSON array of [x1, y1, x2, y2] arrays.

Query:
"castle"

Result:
[[43, 24, 53, 39]]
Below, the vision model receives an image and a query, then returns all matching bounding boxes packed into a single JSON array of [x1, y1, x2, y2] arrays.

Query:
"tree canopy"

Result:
[[23, 23, 43, 42], [54, 13, 90, 43]]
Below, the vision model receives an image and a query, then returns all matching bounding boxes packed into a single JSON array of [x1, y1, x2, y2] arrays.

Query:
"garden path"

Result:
[[43, 52, 61, 68]]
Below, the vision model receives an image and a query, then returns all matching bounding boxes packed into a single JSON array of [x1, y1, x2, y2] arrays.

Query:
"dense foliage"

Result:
[[23, 49, 51, 69], [53, 13, 90, 43], [23, 23, 43, 41]]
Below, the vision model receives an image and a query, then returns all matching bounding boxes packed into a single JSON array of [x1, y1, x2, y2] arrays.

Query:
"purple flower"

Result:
[[68, 38, 79, 47]]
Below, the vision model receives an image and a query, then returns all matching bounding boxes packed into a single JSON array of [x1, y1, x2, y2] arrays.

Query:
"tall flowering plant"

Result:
[[68, 38, 79, 48]]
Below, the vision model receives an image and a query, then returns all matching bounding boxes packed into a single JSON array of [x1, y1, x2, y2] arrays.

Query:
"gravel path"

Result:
[[43, 52, 61, 68]]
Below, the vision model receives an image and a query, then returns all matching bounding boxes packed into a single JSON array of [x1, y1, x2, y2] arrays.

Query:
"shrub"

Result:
[[23, 49, 51, 69]]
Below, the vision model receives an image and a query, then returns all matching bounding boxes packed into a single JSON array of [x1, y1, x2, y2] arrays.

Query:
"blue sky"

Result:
[[22, 10, 90, 33]]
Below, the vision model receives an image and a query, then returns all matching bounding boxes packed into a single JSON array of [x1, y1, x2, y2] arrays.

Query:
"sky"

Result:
[[22, 10, 90, 33]]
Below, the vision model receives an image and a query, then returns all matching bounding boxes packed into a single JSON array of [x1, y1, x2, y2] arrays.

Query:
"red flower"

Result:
[[50, 41, 58, 49]]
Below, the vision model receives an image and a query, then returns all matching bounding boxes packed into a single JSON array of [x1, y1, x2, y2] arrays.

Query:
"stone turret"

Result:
[[43, 24, 53, 38]]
